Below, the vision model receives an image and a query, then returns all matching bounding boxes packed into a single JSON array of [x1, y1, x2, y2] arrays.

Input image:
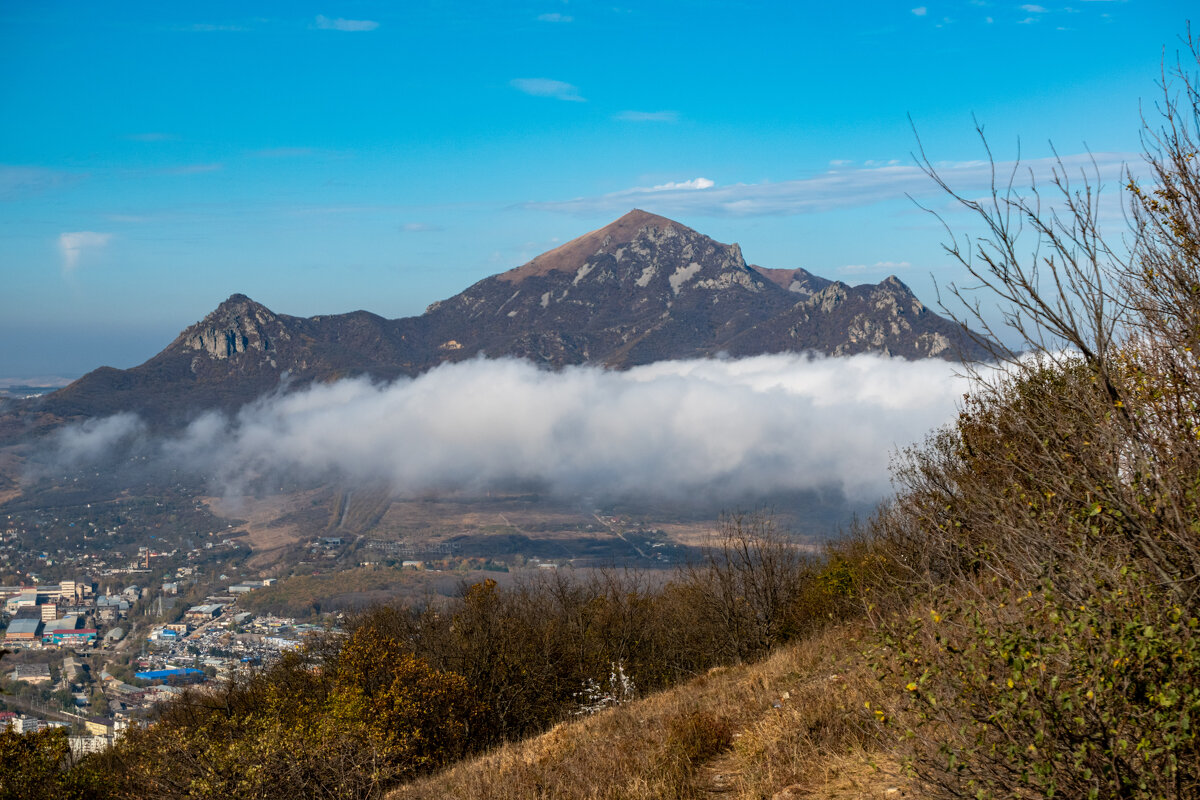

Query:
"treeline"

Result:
[[7, 515, 866, 799]]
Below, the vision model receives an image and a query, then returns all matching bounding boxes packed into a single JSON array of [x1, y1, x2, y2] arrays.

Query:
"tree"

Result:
[[873, 29, 1200, 799]]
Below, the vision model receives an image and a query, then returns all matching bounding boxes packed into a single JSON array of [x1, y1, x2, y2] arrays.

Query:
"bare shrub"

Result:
[[871, 29, 1200, 799]]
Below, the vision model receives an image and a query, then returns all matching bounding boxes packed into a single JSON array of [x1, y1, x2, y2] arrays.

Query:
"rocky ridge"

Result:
[[29, 210, 986, 426]]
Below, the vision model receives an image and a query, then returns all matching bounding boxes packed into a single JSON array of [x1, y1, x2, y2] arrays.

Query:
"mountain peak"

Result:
[[879, 275, 913, 293], [177, 294, 284, 362], [499, 209, 702, 283], [212, 293, 266, 313]]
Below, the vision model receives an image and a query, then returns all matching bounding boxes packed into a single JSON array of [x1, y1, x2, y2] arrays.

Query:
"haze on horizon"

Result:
[[0, 1, 1190, 379]]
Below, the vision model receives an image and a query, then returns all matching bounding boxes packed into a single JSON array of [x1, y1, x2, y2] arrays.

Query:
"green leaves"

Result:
[[878, 577, 1200, 800]]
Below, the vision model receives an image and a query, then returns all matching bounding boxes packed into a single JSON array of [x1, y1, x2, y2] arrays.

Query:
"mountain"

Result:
[[29, 210, 986, 426]]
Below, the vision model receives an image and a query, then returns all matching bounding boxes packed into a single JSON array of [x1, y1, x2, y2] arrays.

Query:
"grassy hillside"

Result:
[[388, 623, 904, 800]]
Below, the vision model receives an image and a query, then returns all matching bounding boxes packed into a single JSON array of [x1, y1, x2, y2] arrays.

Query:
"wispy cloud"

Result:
[[649, 177, 714, 191], [523, 152, 1135, 217], [58, 232, 112, 274], [314, 14, 379, 32], [399, 222, 443, 232], [615, 110, 679, 122], [912, 6, 928, 15], [537, 12, 573, 22], [0, 165, 82, 200], [126, 132, 177, 142], [510, 78, 585, 102], [1020, 3, 1048, 11]]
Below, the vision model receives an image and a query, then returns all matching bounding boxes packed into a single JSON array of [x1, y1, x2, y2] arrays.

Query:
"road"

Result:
[[592, 514, 650, 560]]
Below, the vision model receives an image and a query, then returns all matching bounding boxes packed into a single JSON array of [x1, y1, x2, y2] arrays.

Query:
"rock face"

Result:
[[416, 210, 980, 368], [181, 294, 284, 361], [35, 210, 987, 425]]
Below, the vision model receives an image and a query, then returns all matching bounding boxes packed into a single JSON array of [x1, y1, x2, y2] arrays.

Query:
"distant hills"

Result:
[[22, 209, 986, 427]]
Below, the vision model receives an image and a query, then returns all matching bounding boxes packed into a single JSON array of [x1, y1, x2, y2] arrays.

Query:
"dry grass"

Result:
[[388, 623, 912, 800], [202, 492, 316, 567]]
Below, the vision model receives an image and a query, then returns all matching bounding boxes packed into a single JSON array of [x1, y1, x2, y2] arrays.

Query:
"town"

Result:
[[0, 566, 326, 758]]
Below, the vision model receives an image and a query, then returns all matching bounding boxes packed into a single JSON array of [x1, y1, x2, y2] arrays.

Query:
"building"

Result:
[[85, 717, 114, 736], [3, 617, 42, 643], [8, 663, 51, 684], [62, 656, 87, 683], [46, 628, 98, 646], [45, 615, 80, 632], [69, 735, 112, 758], [185, 603, 224, 621], [4, 591, 37, 614], [134, 667, 206, 686]]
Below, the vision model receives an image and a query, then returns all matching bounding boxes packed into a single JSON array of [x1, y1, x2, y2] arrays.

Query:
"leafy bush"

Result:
[[881, 574, 1200, 798], [102, 638, 483, 799], [868, 31, 1200, 800]]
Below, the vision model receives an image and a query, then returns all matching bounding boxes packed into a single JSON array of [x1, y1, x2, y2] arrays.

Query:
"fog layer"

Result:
[[50, 354, 970, 504]]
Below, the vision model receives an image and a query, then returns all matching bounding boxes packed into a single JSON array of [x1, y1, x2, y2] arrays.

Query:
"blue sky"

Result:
[[0, 1, 1191, 378]]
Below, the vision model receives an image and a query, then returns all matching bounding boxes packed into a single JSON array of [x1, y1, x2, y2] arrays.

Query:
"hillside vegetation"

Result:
[[8, 34, 1200, 800]]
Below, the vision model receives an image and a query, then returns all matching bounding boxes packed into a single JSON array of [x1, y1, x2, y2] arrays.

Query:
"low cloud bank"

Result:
[[50, 354, 970, 504]]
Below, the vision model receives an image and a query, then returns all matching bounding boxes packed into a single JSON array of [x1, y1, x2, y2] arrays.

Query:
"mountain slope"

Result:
[[33, 210, 986, 425]]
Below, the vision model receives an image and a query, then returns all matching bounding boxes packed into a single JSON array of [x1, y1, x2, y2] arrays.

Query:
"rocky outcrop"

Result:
[[34, 210, 988, 425], [180, 294, 285, 361]]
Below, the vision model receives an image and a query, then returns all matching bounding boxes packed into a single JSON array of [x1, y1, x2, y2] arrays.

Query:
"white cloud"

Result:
[[70, 355, 968, 504], [650, 177, 715, 191], [314, 14, 379, 32], [51, 413, 144, 463], [912, 6, 928, 15], [537, 12, 573, 22], [399, 222, 443, 232], [615, 110, 679, 122], [510, 78, 586, 102], [1021, 3, 1048, 11], [522, 151, 1136, 218], [58, 231, 112, 273]]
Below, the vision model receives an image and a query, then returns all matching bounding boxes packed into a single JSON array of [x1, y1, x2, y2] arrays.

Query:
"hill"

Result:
[[26, 210, 984, 427]]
